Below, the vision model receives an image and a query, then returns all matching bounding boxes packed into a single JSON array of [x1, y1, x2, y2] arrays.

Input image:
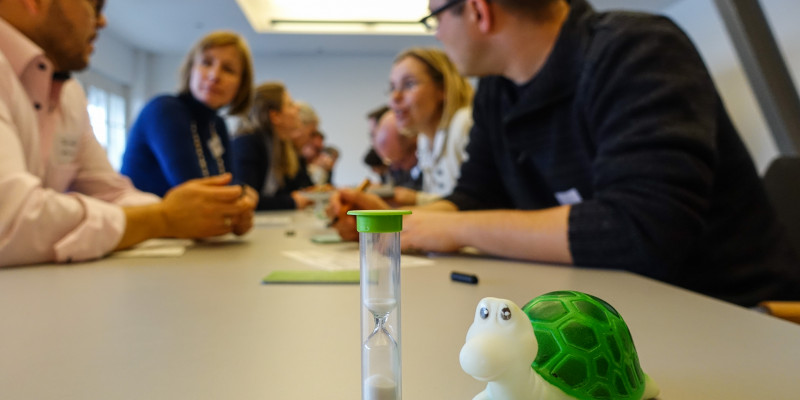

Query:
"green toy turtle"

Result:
[[460, 292, 659, 400]]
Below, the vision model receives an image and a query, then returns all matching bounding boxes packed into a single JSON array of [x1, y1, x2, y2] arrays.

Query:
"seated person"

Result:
[[232, 82, 313, 210], [308, 145, 340, 186], [373, 111, 423, 199], [302, 130, 325, 166], [330, 0, 800, 307], [0, 0, 255, 267], [305, 130, 330, 186], [367, 105, 390, 144], [388, 47, 474, 205], [363, 105, 392, 185], [121, 31, 253, 197], [364, 148, 391, 185]]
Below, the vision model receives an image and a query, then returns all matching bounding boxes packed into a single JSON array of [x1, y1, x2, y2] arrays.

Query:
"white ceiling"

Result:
[[103, 0, 684, 56]]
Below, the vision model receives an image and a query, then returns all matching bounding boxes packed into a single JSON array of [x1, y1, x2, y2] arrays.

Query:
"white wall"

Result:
[[78, 29, 153, 136], [84, 29, 139, 85], [662, 0, 800, 172]]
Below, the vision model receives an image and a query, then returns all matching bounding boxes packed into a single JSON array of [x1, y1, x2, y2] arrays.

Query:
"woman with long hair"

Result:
[[121, 30, 255, 198], [232, 82, 313, 210], [387, 47, 474, 205]]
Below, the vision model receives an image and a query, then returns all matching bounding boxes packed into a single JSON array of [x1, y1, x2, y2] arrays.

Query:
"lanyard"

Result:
[[191, 120, 226, 177]]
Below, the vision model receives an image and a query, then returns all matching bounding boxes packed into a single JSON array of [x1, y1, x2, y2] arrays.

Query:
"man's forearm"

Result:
[[415, 199, 460, 212], [454, 205, 573, 264]]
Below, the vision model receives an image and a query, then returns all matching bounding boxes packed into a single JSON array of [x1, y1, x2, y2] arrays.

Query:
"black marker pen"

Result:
[[451, 271, 479, 284]]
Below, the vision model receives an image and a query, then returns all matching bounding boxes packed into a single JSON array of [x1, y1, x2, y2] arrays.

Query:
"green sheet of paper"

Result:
[[262, 269, 360, 284], [310, 233, 343, 244]]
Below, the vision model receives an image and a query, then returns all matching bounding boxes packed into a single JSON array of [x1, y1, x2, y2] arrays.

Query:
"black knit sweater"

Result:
[[446, 0, 800, 306]]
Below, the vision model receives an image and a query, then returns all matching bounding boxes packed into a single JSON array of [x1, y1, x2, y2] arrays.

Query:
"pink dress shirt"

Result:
[[0, 18, 159, 267]]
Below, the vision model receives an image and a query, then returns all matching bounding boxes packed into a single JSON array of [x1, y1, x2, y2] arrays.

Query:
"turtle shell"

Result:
[[522, 291, 646, 400]]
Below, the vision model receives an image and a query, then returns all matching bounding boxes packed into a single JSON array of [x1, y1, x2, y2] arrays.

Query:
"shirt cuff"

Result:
[[53, 194, 126, 263]]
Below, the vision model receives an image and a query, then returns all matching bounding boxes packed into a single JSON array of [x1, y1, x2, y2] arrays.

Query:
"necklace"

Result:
[[191, 120, 226, 177]]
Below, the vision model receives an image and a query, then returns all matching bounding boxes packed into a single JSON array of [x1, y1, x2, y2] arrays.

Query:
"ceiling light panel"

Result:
[[236, 0, 431, 34]]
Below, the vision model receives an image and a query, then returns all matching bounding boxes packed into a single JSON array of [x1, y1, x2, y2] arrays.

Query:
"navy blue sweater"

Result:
[[446, 0, 800, 306], [121, 93, 232, 197], [231, 129, 313, 210]]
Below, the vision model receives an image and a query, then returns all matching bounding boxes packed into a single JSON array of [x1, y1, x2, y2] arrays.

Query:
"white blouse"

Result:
[[416, 107, 473, 205]]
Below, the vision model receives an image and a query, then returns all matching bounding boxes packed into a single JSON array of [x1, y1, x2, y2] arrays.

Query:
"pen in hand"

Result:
[[328, 178, 371, 228]]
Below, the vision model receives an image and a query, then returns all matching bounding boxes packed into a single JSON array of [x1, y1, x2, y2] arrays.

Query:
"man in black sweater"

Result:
[[332, 0, 800, 306]]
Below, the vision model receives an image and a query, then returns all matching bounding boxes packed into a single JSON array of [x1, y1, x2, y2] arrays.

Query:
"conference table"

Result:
[[1, 210, 799, 399]]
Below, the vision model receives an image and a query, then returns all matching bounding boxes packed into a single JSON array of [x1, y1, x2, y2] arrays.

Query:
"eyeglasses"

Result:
[[419, 0, 467, 32], [387, 79, 421, 96]]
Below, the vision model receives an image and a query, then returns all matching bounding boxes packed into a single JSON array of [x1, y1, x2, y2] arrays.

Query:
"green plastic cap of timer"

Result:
[[347, 210, 412, 233]]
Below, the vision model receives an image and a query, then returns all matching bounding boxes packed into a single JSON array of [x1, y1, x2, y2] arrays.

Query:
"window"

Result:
[[87, 85, 127, 170], [76, 70, 130, 171]]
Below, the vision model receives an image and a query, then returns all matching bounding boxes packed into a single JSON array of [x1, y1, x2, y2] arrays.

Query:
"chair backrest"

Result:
[[763, 155, 800, 256]]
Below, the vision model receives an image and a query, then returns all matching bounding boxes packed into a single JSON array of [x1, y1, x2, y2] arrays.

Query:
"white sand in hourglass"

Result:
[[364, 374, 398, 400]]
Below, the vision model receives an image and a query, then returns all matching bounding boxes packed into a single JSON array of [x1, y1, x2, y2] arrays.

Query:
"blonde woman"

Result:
[[232, 82, 313, 210], [122, 31, 254, 197], [388, 47, 474, 205]]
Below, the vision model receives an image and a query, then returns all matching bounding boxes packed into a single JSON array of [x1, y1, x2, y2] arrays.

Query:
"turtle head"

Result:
[[460, 297, 538, 382]]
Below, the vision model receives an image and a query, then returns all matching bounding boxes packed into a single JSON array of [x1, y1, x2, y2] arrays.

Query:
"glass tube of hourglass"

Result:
[[361, 230, 401, 400], [348, 210, 410, 400]]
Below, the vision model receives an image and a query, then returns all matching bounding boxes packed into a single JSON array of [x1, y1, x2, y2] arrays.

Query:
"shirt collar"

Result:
[[179, 91, 220, 121], [418, 128, 447, 169], [0, 17, 52, 79]]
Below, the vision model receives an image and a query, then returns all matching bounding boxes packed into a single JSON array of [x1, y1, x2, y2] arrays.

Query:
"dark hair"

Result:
[[323, 146, 340, 159], [311, 130, 325, 140], [367, 105, 390, 122], [363, 148, 386, 167], [493, 0, 562, 20]]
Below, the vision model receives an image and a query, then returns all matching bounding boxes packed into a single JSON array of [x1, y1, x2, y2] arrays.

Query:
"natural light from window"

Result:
[[87, 85, 127, 171]]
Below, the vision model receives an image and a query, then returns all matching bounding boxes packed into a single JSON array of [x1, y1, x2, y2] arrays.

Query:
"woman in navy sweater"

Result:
[[232, 82, 313, 210], [121, 31, 254, 197]]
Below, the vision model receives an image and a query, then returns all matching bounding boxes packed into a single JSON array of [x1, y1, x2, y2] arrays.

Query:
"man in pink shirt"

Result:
[[0, 0, 256, 267]]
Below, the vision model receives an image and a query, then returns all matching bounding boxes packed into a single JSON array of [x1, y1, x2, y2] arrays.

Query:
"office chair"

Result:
[[761, 155, 800, 325], [757, 301, 800, 324], [763, 155, 800, 256]]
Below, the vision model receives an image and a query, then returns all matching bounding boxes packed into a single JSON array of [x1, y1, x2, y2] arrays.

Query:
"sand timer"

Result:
[[347, 210, 411, 400]]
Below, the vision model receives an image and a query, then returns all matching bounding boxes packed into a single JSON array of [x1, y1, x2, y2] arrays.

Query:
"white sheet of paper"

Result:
[[111, 239, 194, 258], [282, 249, 434, 271], [255, 215, 293, 226]]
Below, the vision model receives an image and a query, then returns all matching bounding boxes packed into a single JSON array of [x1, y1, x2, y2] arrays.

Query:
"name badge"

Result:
[[555, 188, 583, 205], [53, 136, 80, 164], [207, 134, 224, 159]]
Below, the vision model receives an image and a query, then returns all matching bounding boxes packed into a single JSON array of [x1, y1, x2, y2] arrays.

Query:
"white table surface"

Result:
[[1, 210, 799, 399]]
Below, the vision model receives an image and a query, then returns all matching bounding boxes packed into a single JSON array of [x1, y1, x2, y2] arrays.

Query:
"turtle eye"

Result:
[[500, 306, 512, 321], [480, 307, 489, 319]]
